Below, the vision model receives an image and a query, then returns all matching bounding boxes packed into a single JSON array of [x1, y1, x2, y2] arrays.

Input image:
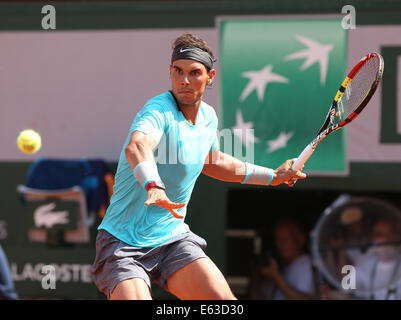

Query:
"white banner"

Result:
[[347, 26, 401, 162], [0, 29, 219, 161]]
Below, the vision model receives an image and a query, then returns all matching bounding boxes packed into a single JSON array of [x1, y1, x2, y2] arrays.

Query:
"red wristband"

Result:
[[145, 181, 157, 191]]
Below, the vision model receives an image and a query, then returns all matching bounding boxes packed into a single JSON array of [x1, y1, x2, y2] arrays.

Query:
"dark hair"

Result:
[[275, 218, 306, 236], [172, 32, 215, 62]]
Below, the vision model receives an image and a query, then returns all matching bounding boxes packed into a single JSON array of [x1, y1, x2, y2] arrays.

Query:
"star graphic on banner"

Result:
[[266, 131, 294, 153], [232, 109, 259, 149], [240, 65, 289, 102], [284, 35, 333, 85]]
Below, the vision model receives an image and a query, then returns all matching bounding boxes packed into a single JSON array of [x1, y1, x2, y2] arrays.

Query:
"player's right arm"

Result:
[[125, 131, 158, 169], [202, 150, 306, 186], [125, 131, 185, 219]]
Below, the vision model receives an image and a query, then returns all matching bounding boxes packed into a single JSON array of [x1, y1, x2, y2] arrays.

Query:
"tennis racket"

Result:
[[291, 52, 384, 178]]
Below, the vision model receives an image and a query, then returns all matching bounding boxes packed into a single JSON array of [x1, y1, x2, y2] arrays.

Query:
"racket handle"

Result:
[[292, 144, 314, 171]]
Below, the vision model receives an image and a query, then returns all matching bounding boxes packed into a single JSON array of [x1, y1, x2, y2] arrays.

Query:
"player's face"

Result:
[[169, 59, 215, 107]]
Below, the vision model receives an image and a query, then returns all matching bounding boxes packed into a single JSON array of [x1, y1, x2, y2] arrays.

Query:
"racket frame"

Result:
[[292, 52, 384, 172]]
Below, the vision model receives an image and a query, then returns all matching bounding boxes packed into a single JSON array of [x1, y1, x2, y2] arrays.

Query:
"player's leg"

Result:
[[109, 278, 152, 300], [92, 230, 154, 300], [166, 257, 236, 300]]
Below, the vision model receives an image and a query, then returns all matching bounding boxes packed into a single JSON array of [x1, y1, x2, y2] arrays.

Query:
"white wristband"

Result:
[[241, 162, 274, 186], [133, 160, 165, 190]]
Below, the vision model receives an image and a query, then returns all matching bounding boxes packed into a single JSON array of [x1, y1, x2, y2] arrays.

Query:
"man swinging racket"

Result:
[[91, 32, 306, 300]]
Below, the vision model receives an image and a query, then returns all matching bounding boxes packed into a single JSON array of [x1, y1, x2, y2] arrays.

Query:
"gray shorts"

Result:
[[91, 229, 208, 298]]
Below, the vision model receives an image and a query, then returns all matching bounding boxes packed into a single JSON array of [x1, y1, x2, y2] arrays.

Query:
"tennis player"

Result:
[[91, 32, 306, 300]]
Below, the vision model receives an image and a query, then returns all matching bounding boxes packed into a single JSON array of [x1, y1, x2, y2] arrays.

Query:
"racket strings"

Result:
[[340, 57, 380, 120]]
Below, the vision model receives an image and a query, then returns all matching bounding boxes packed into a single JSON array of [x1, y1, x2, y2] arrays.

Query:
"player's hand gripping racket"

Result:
[[291, 52, 384, 183]]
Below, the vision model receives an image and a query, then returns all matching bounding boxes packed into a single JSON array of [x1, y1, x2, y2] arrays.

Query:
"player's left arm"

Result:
[[201, 150, 306, 186]]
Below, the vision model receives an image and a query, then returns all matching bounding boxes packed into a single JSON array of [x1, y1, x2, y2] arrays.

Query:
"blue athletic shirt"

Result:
[[98, 91, 219, 247]]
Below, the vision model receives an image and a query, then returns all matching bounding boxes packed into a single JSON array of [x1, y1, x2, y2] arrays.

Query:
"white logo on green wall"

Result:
[[219, 18, 348, 173], [34, 202, 69, 228]]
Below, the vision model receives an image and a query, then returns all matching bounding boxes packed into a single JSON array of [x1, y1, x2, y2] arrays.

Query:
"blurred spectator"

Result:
[[0, 245, 18, 300], [354, 218, 401, 299], [325, 206, 370, 282], [248, 219, 315, 300], [320, 217, 401, 300], [319, 280, 354, 300]]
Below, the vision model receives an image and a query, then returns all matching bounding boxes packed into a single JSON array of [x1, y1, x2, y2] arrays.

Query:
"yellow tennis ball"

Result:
[[17, 129, 42, 154]]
